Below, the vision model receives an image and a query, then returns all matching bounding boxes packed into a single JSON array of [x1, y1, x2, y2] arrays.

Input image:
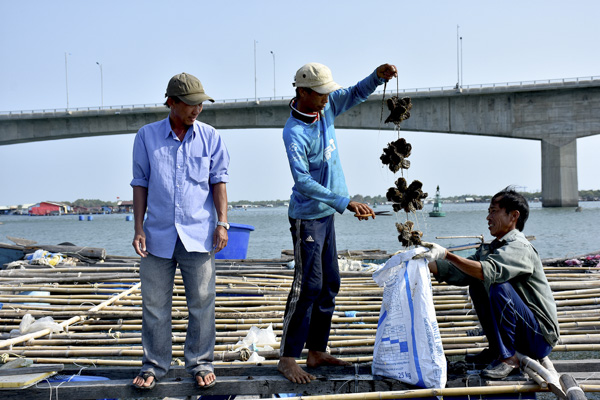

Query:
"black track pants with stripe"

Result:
[[280, 215, 341, 358]]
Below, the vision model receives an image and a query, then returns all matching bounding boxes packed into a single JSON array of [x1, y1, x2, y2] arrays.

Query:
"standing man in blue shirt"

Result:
[[279, 62, 397, 383], [130, 73, 230, 390]]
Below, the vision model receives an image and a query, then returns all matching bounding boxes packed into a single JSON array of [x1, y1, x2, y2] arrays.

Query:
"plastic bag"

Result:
[[232, 324, 276, 363], [235, 323, 277, 349], [246, 352, 266, 363], [26, 249, 64, 266], [371, 248, 447, 389], [16, 313, 63, 335], [338, 258, 363, 271]]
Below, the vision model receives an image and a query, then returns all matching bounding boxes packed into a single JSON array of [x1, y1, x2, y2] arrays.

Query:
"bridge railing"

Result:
[[372, 76, 600, 95], [1, 76, 598, 117]]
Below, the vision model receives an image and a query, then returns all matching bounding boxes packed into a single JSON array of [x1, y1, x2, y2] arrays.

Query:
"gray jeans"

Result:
[[139, 238, 215, 379]]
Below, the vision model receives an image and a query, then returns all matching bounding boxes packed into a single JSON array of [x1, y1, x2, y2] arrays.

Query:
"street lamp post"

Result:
[[254, 40, 257, 103], [460, 35, 463, 88], [456, 25, 460, 89], [65, 52, 70, 109], [96, 62, 104, 107], [270, 51, 276, 98]]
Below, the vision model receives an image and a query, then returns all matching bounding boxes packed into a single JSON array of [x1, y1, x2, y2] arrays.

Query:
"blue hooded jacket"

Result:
[[283, 69, 385, 220]]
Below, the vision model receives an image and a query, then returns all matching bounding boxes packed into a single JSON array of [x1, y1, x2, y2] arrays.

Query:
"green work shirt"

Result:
[[434, 229, 559, 347]]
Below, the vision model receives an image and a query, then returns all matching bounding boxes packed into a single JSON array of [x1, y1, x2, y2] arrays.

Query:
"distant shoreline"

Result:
[[1, 190, 599, 213]]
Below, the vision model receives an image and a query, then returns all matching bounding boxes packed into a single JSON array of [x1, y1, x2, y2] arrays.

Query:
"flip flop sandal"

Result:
[[195, 370, 216, 389], [133, 371, 156, 390]]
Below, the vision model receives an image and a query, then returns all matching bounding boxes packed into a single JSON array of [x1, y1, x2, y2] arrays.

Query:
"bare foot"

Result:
[[306, 350, 351, 368], [278, 356, 316, 384], [132, 374, 154, 388], [196, 371, 216, 387]]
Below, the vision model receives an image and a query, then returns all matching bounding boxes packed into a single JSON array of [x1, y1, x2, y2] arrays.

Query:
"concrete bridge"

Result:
[[1, 77, 599, 207]]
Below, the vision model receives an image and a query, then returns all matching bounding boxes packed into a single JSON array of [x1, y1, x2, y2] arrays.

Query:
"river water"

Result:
[[1, 201, 598, 260]]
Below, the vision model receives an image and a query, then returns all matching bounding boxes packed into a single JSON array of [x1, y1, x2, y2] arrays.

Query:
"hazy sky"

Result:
[[1, 0, 599, 206]]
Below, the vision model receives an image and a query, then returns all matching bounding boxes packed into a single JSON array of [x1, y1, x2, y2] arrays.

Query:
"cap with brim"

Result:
[[176, 92, 214, 105], [166, 72, 215, 105], [293, 63, 342, 95]]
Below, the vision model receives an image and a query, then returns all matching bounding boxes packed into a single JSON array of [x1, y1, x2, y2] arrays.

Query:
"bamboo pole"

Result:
[[8, 330, 600, 353], [522, 365, 547, 389], [0, 282, 141, 349], [282, 383, 544, 400], [0, 266, 139, 275], [0, 354, 377, 367], [561, 374, 588, 400], [550, 281, 600, 290], [516, 352, 564, 398], [5, 340, 600, 361], [553, 288, 600, 299]]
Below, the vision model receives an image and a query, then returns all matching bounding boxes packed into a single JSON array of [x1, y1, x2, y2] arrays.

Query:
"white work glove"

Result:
[[413, 242, 447, 262]]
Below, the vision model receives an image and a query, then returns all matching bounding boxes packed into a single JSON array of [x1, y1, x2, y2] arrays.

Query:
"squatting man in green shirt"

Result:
[[414, 187, 559, 379]]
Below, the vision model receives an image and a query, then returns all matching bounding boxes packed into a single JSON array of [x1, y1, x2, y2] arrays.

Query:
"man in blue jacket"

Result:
[[279, 62, 397, 383]]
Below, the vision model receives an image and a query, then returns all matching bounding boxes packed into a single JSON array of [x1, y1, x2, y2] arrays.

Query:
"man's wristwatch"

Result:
[[217, 221, 230, 230]]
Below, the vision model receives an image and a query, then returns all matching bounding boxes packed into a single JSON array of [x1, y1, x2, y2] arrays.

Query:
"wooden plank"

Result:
[[6, 237, 35, 247], [0, 364, 64, 376], [58, 360, 600, 377], [0, 374, 412, 399], [57, 364, 376, 379], [0, 371, 56, 390]]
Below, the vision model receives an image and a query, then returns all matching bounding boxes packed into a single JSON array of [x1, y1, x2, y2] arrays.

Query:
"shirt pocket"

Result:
[[187, 156, 210, 184]]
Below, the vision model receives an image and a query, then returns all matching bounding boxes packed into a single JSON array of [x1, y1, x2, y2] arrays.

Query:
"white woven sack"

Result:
[[371, 248, 447, 388]]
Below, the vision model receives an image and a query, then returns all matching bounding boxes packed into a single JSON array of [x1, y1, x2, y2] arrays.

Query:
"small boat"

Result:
[[0, 236, 107, 269], [429, 185, 446, 217], [0, 242, 25, 266]]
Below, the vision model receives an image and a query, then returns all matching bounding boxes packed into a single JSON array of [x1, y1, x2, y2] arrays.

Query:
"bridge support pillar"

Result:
[[541, 138, 579, 207]]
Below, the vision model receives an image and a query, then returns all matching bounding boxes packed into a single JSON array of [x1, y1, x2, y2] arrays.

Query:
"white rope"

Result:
[[566, 386, 585, 395]]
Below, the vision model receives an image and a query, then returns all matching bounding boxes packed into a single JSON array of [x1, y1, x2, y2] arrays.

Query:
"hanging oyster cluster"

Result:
[[395, 221, 423, 247], [381, 93, 424, 247], [380, 138, 411, 173], [384, 96, 412, 127], [386, 178, 428, 214]]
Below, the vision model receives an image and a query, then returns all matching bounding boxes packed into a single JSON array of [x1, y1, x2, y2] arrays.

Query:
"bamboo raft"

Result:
[[0, 248, 599, 399]]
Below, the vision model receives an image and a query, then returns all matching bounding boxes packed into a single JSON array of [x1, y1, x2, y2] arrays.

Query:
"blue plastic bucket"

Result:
[[215, 223, 255, 259]]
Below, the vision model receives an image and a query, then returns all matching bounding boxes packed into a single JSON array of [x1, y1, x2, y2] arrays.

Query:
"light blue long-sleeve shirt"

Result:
[[283, 69, 386, 220], [130, 117, 229, 258]]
